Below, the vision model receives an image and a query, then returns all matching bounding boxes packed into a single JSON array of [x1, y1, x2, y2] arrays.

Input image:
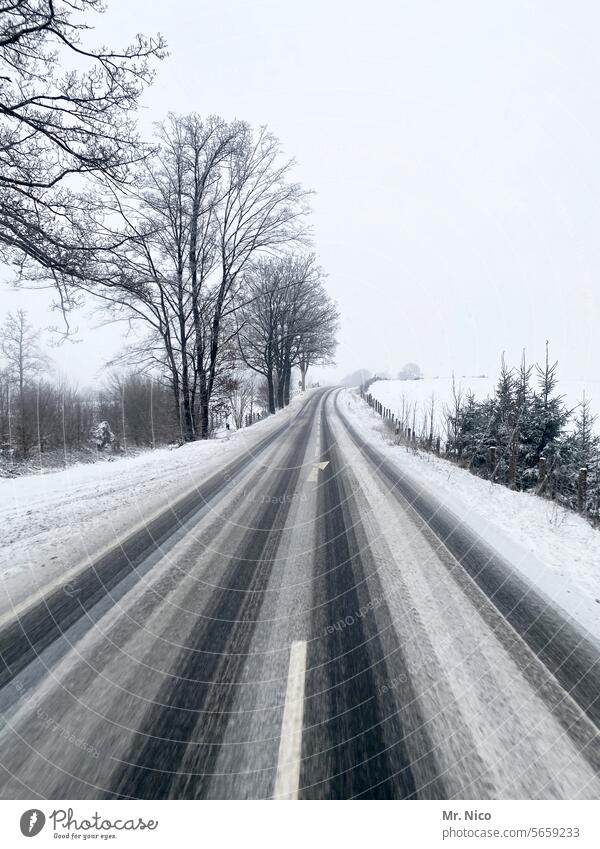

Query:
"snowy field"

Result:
[[343, 389, 600, 642], [367, 376, 600, 437], [0, 392, 312, 621]]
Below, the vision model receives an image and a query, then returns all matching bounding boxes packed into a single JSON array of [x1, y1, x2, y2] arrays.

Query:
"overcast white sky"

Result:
[[3, 0, 600, 387]]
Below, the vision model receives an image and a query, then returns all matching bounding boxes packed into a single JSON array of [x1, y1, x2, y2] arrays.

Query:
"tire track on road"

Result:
[[107, 398, 316, 799]]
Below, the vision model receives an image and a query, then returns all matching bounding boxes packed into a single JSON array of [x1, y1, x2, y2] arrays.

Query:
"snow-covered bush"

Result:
[[93, 421, 114, 452]]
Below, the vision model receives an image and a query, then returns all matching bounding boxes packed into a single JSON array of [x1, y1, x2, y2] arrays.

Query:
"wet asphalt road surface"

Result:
[[0, 388, 599, 799]]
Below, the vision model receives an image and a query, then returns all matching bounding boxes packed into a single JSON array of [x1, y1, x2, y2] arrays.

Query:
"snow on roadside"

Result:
[[342, 389, 600, 642], [368, 377, 494, 437], [0, 392, 313, 619]]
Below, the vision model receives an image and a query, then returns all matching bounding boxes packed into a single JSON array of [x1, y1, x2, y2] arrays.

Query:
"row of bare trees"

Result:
[[0, 307, 289, 466], [87, 114, 338, 438], [0, 311, 182, 465], [237, 254, 338, 413], [0, 3, 339, 450]]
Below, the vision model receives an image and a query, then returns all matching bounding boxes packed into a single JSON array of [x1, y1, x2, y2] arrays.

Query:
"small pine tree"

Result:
[[512, 350, 536, 488], [529, 343, 569, 467], [489, 354, 517, 482], [572, 393, 597, 467], [555, 394, 600, 512]]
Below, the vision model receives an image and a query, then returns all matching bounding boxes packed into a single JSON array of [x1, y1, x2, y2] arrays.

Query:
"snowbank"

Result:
[[343, 389, 600, 641]]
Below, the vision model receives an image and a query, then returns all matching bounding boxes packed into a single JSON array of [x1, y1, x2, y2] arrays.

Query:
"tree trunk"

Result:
[[168, 378, 181, 440], [177, 274, 195, 441], [198, 368, 209, 439], [181, 377, 195, 442], [276, 372, 285, 409], [283, 364, 291, 406], [508, 433, 518, 489], [19, 372, 26, 459], [190, 190, 207, 441], [267, 371, 276, 415]]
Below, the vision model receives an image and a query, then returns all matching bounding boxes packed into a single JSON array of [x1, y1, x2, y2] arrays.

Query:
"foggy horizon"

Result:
[[2, 0, 600, 388]]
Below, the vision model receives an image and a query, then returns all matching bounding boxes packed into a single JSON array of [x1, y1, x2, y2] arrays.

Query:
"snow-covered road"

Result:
[[0, 388, 598, 799]]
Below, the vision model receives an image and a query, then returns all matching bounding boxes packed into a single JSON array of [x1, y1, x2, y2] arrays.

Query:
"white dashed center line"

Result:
[[273, 640, 308, 799]]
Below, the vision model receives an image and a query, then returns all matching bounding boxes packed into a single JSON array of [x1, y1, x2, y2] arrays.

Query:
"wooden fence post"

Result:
[[538, 456, 547, 489], [488, 445, 497, 481], [578, 467, 588, 512], [508, 435, 517, 489]]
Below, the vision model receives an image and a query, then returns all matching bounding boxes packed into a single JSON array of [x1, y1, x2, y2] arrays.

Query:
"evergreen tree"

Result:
[[557, 394, 600, 512], [489, 354, 517, 482], [418, 347, 597, 520], [529, 343, 569, 469], [513, 350, 536, 489]]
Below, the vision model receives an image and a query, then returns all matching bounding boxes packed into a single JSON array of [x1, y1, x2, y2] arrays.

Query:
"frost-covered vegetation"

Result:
[[0, 368, 180, 477], [363, 349, 600, 522]]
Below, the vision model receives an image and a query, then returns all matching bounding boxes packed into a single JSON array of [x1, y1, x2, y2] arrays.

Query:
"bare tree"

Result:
[[236, 257, 285, 414], [86, 115, 235, 439], [444, 373, 464, 459], [89, 115, 309, 439], [295, 279, 339, 392], [237, 253, 338, 410], [397, 362, 422, 380], [198, 126, 309, 432], [0, 1, 165, 304], [1, 309, 48, 456], [223, 368, 257, 429], [271, 254, 338, 405]]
